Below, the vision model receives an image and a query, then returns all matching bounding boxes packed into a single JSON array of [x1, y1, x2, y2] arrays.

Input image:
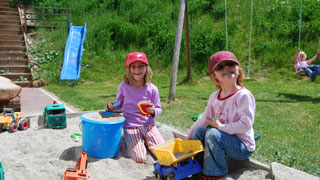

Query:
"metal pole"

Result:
[[225, 0, 228, 51], [247, 0, 253, 79], [169, 0, 186, 101], [297, 0, 302, 63], [317, 38, 320, 60], [298, 0, 302, 49], [184, 0, 192, 82]]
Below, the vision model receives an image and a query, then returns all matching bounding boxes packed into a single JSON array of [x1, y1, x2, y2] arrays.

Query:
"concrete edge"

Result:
[[270, 162, 320, 180], [245, 159, 271, 172]]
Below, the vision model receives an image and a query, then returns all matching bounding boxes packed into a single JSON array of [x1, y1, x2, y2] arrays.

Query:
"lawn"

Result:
[[46, 70, 320, 177]]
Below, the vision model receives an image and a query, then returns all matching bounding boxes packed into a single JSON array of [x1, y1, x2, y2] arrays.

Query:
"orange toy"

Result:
[[64, 151, 89, 180]]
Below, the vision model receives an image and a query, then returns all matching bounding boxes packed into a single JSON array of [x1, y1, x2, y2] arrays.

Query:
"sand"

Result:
[[0, 113, 271, 180], [0, 114, 181, 180], [81, 111, 123, 122]]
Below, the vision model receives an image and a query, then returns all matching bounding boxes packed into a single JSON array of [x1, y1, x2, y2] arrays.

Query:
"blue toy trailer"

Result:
[[150, 138, 204, 180], [153, 158, 202, 180]]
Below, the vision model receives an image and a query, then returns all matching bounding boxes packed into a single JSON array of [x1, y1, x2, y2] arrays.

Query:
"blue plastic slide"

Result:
[[60, 23, 87, 81]]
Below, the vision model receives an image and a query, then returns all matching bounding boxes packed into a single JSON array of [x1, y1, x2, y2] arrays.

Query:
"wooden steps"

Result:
[[0, 45, 26, 52], [0, 34, 24, 41], [0, 0, 32, 87]]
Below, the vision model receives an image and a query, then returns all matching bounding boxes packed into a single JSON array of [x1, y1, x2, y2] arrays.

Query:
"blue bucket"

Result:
[[80, 111, 125, 158]]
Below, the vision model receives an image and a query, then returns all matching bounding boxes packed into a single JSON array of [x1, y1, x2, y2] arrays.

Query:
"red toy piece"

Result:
[[64, 151, 89, 180]]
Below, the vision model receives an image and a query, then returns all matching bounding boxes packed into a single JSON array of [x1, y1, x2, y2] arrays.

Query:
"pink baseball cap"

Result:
[[125, 52, 149, 67], [208, 51, 240, 74]]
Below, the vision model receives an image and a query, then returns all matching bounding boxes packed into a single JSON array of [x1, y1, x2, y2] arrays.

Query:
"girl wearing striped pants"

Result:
[[107, 52, 164, 163]]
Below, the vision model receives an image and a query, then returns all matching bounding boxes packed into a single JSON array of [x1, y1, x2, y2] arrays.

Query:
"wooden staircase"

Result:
[[0, 0, 32, 87]]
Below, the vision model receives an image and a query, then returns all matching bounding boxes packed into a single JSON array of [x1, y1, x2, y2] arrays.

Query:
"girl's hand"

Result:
[[188, 135, 192, 140], [317, 50, 320, 56], [146, 103, 155, 115], [206, 117, 221, 129], [106, 101, 115, 111]]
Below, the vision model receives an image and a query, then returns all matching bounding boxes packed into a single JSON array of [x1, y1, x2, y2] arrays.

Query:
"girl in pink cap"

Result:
[[188, 51, 256, 179], [106, 52, 164, 163]]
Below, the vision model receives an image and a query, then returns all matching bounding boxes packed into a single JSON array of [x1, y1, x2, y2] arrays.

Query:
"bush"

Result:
[[190, 25, 225, 74], [29, 0, 320, 81]]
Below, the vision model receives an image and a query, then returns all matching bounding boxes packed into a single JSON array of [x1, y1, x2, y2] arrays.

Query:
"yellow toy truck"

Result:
[[150, 138, 204, 180], [0, 108, 30, 133]]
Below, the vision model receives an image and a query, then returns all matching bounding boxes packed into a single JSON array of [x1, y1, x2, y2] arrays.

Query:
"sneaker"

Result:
[[310, 71, 317, 82], [306, 69, 312, 76]]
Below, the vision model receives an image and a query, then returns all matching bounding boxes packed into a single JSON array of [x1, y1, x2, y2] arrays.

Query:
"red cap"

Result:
[[125, 52, 149, 67], [208, 51, 240, 74], [53, 100, 57, 104]]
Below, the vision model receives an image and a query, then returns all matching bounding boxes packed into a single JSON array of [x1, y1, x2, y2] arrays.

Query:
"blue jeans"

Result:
[[192, 128, 253, 176], [298, 65, 320, 76]]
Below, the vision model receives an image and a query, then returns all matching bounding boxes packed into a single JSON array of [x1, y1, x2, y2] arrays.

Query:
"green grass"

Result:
[[46, 70, 320, 177]]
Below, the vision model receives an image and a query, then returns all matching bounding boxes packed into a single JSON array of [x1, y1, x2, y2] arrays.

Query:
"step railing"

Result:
[[19, 6, 70, 33], [17, 6, 28, 50]]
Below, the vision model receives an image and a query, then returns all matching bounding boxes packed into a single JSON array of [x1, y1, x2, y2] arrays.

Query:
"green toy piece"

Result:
[[191, 113, 213, 128], [0, 162, 4, 180], [71, 133, 82, 142], [191, 113, 202, 121]]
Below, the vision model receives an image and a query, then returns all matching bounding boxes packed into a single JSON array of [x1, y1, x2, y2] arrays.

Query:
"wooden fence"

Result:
[[20, 6, 70, 32]]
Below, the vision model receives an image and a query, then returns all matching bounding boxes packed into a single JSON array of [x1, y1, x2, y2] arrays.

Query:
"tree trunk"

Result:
[[169, 0, 186, 101], [184, 0, 192, 83]]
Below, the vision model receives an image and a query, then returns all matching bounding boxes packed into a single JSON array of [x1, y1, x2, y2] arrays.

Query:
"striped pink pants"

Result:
[[120, 125, 164, 163]]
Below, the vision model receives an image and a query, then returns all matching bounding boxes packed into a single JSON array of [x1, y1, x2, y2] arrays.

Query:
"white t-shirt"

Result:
[[188, 87, 256, 152]]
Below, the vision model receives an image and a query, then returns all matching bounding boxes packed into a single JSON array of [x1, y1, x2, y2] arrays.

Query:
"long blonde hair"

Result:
[[299, 51, 307, 60], [210, 65, 244, 89], [124, 65, 153, 86]]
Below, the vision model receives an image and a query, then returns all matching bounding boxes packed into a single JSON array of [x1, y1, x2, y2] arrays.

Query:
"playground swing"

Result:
[[295, 0, 306, 76], [224, 0, 253, 80], [293, 0, 320, 77]]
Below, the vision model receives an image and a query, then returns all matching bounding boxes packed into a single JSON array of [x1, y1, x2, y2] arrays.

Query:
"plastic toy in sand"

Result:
[[150, 138, 204, 180], [0, 108, 30, 133], [43, 101, 67, 129], [0, 162, 4, 180], [71, 133, 82, 142], [64, 151, 89, 180]]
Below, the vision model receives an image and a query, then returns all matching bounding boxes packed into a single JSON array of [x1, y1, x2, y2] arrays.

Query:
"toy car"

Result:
[[153, 157, 202, 180], [64, 151, 89, 180], [0, 108, 30, 133], [43, 102, 67, 129], [150, 138, 204, 180]]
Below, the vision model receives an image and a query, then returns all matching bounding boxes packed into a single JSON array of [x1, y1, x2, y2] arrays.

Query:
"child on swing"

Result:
[[188, 51, 256, 180], [106, 52, 164, 163], [294, 48, 320, 81]]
